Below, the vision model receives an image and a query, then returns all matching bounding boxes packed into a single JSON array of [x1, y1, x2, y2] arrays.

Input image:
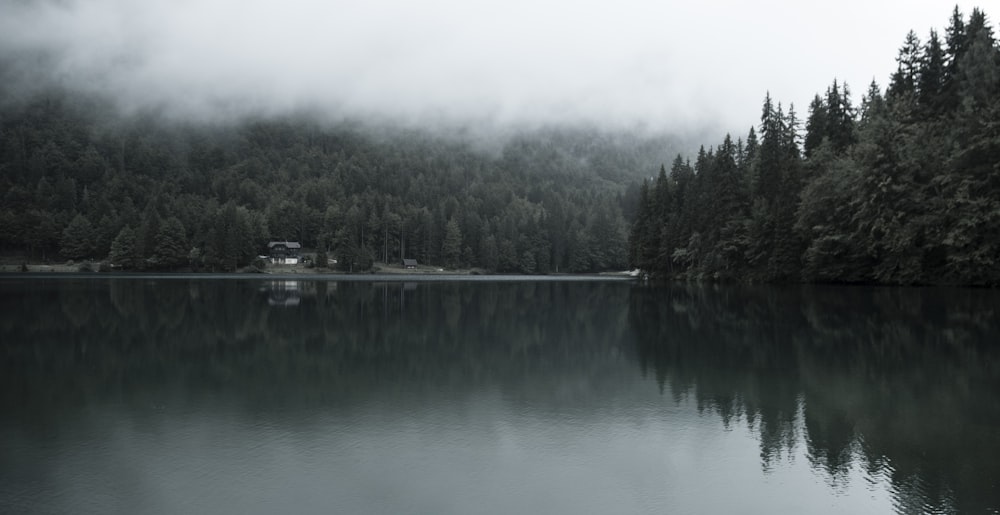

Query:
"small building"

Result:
[[268, 241, 302, 265], [402, 258, 418, 269]]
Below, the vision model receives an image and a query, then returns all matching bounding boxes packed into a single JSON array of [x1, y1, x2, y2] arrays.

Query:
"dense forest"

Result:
[[629, 7, 1000, 285], [2, 8, 997, 283], [0, 85, 690, 272]]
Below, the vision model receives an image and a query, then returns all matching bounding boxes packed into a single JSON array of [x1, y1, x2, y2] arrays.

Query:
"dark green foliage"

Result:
[[889, 30, 923, 100], [804, 95, 828, 158], [206, 202, 257, 272], [630, 7, 1000, 285], [0, 90, 670, 274], [151, 217, 188, 270], [627, 180, 657, 271], [442, 218, 462, 268], [824, 80, 856, 151], [480, 234, 499, 272], [60, 214, 94, 260], [314, 249, 328, 269], [108, 226, 138, 269], [919, 30, 947, 114], [805, 81, 856, 157]]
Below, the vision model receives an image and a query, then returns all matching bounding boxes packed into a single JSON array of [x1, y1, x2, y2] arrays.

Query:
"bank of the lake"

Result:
[[0, 258, 640, 279]]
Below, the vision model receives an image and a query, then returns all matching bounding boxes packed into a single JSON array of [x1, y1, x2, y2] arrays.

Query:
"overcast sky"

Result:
[[0, 0, 988, 134]]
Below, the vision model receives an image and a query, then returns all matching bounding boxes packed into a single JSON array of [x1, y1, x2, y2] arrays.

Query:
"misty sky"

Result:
[[0, 0, 987, 133]]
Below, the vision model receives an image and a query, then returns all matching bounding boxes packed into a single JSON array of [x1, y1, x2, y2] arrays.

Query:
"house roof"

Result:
[[268, 241, 302, 249], [402, 258, 418, 266]]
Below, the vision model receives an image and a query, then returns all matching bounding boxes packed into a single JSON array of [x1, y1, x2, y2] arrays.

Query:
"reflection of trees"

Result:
[[0, 279, 634, 432], [628, 284, 803, 469], [629, 283, 1000, 514], [5, 279, 999, 512]]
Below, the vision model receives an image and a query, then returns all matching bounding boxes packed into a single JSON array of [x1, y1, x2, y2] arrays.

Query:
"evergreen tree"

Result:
[[442, 217, 462, 268], [918, 29, 947, 114], [942, 6, 969, 111], [60, 214, 95, 261], [480, 234, 499, 272], [627, 179, 652, 269], [519, 249, 537, 273], [625, 7, 999, 285], [888, 31, 923, 101], [955, 27, 1000, 110], [709, 134, 751, 276], [859, 80, 886, 123], [135, 202, 161, 268], [804, 95, 828, 158], [498, 237, 519, 272], [152, 217, 188, 269], [208, 202, 253, 272], [824, 80, 856, 151], [108, 226, 138, 269]]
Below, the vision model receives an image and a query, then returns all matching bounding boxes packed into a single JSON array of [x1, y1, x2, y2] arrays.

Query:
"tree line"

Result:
[[629, 7, 1000, 285], [0, 88, 690, 271]]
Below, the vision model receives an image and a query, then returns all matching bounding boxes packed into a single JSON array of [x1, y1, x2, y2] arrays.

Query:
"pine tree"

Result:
[[940, 20, 1000, 284], [888, 31, 923, 101], [859, 80, 886, 123], [664, 155, 695, 274], [955, 27, 1000, 110], [208, 202, 253, 272], [804, 94, 828, 158], [152, 217, 188, 269], [825, 80, 856, 151], [442, 217, 462, 268], [942, 6, 968, 111], [709, 134, 751, 276], [918, 29, 947, 114], [480, 234, 499, 272], [755, 93, 783, 202], [628, 179, 657, 271], [60, 214, 94, 260], [108, 225, 138, 269], [135, 202, 161, 268]]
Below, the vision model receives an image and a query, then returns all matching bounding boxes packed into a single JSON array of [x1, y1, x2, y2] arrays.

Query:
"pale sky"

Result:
[[0, 0, 989, 133]]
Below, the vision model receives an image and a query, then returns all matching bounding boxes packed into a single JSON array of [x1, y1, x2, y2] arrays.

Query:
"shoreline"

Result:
[[0, 271, 637, 282], [0, 261, 638, 281]]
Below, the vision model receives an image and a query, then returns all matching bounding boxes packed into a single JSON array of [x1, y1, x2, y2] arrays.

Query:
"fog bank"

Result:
[[0, 0, 985, 134]]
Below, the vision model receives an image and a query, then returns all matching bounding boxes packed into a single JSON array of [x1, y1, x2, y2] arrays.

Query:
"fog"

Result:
[[0, 0, 986, 134]]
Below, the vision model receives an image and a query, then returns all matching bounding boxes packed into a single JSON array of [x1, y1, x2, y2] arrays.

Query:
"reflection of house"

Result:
[[259, 281, 328, 307], [263, 280, 301, 306], [268, 241, 302, 264], [402, 258, 418, 269]]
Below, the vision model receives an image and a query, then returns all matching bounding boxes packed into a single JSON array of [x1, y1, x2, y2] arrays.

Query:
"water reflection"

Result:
[[263, 280, 304, 306], [629, 284, 1000, 514], [0, 279, 997, 513], [0, 279, 635, 414]]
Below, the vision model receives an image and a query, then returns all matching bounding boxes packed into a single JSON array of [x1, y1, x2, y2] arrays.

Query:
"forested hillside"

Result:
[[630, 7, 1000, 285], [4, 8, 996, 282], [0, 86, 687, 272]]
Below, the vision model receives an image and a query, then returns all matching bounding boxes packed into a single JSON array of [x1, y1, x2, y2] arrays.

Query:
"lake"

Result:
[[1, 277, 998, 514]]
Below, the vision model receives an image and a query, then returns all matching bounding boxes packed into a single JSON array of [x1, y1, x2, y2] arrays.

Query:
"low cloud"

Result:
[[0, 0, 982, 133]]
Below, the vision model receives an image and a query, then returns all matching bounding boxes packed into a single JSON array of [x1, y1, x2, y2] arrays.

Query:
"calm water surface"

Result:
[[1, 278, 998, 514]]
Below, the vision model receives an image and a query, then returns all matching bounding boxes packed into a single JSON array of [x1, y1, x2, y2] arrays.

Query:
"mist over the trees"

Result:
[[0, 0, 982, 132], [1, 3, 997, 284], [629, 7, 1000, 285]]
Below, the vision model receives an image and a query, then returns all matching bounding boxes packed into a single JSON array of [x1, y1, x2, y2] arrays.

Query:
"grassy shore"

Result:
[[0, 260, 477, 275], [0, 256, 636, 277], [0, 262, 79, 273]]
